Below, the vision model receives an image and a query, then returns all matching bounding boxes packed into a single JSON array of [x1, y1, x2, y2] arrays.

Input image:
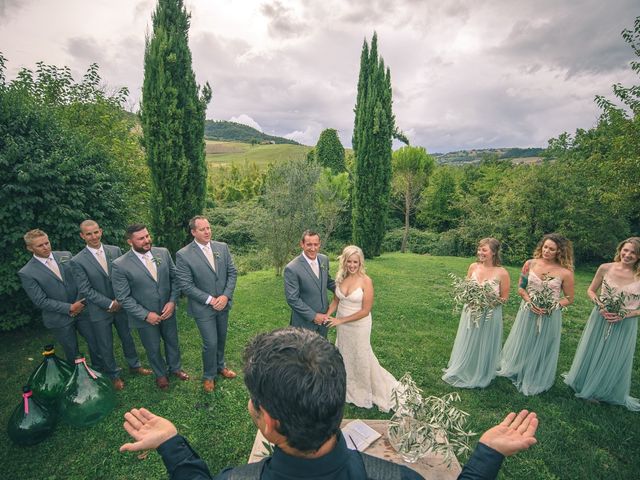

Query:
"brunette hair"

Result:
[[478, 237, 502, 267], [533, 233, 574, 270]]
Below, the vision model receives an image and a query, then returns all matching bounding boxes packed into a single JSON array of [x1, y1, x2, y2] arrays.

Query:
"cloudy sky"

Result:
[[1, 0, 637, 152]]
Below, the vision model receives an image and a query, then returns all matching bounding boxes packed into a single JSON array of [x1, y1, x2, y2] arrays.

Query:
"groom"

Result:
[[284, 230, 335, 338]]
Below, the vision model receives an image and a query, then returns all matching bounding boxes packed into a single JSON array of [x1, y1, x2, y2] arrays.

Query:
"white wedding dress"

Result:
[[335, 286, 399, 412]]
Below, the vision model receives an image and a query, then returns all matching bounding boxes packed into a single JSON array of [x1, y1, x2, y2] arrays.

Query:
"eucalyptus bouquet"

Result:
[[524, 274, 561, 334], [388, 373, 474, 466], [450, 273, 502, 329], [598, 278, 640, 339]]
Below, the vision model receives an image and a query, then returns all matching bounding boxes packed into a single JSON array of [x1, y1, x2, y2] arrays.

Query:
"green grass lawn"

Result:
[[206, 140, 311, 169], [1, 253, 638, 479]]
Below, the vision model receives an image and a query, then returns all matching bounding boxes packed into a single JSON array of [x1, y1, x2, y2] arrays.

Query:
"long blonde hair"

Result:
[[336, 245, 366, 285], [533, 233, 574, 271], [614, 237, 640, 278]]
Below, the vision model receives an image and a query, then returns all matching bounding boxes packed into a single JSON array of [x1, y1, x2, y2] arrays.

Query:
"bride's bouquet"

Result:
[[523, 274, 562, 334], [449, 273, 503, 329], [597, 278, 640, 339]]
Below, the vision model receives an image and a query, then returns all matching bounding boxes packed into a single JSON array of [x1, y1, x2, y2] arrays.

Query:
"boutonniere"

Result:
[[58, 255, 71, 264], [212, 251, 220, 259], [151, 257, 162, 265], [320, 263, 327, 272]]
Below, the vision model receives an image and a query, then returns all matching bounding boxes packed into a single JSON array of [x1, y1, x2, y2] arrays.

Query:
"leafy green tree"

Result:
[[0, 57, 146, 330], [315, 128, 346, 173], [141, 0, 212, 254], [391, 146, 435, 252], [352, 33, 396, 257], [315, 168, 350, 245], [257, 159, 320, 275], [418, 166, 461, 233]]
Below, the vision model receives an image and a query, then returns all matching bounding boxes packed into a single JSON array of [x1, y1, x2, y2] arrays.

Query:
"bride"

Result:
[[325, 245, 399, 412]]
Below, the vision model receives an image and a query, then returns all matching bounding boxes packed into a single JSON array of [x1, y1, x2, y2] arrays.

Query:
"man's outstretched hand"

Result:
[[119, 408, 178, 452], [479, 410, 538, 457]]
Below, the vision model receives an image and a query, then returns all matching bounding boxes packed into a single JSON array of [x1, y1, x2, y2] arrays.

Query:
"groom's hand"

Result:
[[313, 313, 328, 325]]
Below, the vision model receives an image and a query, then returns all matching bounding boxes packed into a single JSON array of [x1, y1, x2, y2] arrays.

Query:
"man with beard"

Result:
[[111, 224, 189, 390]]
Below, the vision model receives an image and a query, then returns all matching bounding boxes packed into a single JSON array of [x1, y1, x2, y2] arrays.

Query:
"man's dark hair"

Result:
[[188, 215, 208, 231], [300, 229, 320, 243], [243, 327, 346, 453], [125, 223, 147, 239]]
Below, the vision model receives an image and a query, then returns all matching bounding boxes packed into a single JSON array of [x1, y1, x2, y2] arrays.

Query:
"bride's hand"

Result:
[[325, 317, 342, 328]]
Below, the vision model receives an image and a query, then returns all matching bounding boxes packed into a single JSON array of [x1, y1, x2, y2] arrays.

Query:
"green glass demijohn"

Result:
[[7, 386, 57, 446], [59, 356, 116, 427], [28, 344, 73, 406]]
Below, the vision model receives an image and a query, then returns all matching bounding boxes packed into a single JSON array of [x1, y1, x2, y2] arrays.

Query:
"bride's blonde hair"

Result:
[[336, 245, 366, 284]]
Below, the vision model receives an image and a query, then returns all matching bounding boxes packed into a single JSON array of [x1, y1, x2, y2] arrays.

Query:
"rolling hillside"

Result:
[[205, 120, 299, 145], [206, 140, 312, 168]]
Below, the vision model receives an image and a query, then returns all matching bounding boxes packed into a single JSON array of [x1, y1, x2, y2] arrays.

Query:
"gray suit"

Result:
[[176, 240, 237, 379], [18, 251, 101, 364], [111, 247, 182, 378], [284, 253, 335, 338], [71, 245, 142, 378]]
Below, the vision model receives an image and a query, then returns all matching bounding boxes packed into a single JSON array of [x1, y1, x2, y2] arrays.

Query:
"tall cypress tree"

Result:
[[351, 33, 395, 257], [141, 0, 211, 254]]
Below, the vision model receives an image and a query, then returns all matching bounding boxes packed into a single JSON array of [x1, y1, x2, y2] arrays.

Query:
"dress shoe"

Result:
[[156, 376, 169, 390], [112, 378, 125, 391], [219, 367, 237, 379], [172, 370, 190, 381], [130, 366, 153, 376], [203, 379, 215, 392]]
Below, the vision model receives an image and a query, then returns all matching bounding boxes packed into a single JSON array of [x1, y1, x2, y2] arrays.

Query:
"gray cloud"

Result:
[[260, 0, 309, 39], [0, 0, 28, 22]]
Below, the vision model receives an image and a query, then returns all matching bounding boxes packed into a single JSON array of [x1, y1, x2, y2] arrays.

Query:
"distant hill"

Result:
[[205, 120, 299, 145], [433, 147, 545, 165]]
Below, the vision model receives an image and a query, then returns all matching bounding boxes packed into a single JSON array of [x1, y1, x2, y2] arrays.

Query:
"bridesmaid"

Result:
[[498, 233, 574, 395], [564, 237, 640, 410], [442, 238, 510, 388]]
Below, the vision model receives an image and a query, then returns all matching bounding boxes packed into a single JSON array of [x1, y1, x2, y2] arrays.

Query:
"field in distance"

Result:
[[206, 140, 312, 169]]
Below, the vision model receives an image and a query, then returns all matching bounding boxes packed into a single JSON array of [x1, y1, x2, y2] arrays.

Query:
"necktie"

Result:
[[311, 261, 320, 278], [96, 250, 109, 274], [203, 244, 216, 272], [46, 258, 63, 281], [144, 255, 158, 281]]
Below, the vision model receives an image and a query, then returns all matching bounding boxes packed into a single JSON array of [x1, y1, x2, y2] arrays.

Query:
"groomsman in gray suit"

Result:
[[71, 220, 152, 391], [284, 230, 335, 338], [176, 216, 238, 392], [18, 229, 101, 364], [111, 224, 189, 390]]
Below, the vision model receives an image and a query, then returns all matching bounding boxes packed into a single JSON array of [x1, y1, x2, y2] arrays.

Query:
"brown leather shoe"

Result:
[[156, 376, 169, 390], [112, 378, 125, 391], [172, 370, 190, 381], [130, 366, 153, 376], [219, 367, 237, 379], [203, 379, 215, 392]]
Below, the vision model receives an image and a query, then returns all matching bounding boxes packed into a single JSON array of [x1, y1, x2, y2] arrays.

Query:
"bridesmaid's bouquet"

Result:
[[449, 273, 502, 328], [598, 278, 640, 339], [524, 274, 562, 334]]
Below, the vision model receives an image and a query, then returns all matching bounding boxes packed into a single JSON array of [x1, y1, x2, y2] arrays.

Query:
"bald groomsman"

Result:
[[111, 224, 189, 391], [71, 220, 152, 390], [18, 229, 101, 365], [176, 216, 238, 392]]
